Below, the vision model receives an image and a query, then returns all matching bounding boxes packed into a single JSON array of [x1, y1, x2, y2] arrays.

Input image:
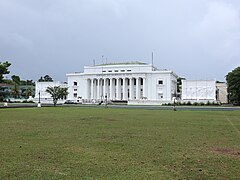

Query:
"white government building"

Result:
[[67, 62, 178, 105]]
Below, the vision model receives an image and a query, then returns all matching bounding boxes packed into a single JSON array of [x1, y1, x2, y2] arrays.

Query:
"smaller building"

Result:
[[181, 80, 216, 102], [34, 81, 67, 104], [0, 83, 35, 101], [216, 82, 228, 104]]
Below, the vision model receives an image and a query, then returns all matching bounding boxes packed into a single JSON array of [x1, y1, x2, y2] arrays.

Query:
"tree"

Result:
[[11, 75, 20, 85], [11, 75, 21, 98], [226, 66, 240, 105], [38, 75, 53, 82], [0, 61, 11, 83], [46, 86, 68, 106], [177, 77, 185, 93]]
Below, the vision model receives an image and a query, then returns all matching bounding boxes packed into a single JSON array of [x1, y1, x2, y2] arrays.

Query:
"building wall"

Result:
[[181, 80, 216, 101], [34, 81, 67, 103], [216, 82, 228, 104]]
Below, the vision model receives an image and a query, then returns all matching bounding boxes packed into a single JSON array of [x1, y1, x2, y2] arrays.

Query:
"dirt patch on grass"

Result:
[[79, 116, 101, 121], [105, 117, 118, 122], [212, 148, 240, 158]]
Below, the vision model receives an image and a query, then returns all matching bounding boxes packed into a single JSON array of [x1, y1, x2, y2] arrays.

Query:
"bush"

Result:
[[22, 100, 34, 103], [193, 102, 198, 106], [186, 101, 192, 106]]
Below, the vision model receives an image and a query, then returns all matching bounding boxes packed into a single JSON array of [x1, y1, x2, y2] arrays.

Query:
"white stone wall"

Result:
[[181, 80, 216, 101], [216, 82, 228, 103], [34, 81, 67, 103]]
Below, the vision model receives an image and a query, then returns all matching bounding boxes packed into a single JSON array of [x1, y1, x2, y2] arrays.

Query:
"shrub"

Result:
[[187, 101, 192, 106], [193, 102, 198, 106]]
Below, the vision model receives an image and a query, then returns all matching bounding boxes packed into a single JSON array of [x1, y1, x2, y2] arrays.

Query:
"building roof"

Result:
[[94, 61, 148, 66]]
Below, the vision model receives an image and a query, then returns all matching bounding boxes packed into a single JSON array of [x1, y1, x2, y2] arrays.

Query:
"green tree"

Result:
[[226, 66, 240, 105], [0, 61, 11, 83], [38, 75, 53, 82], [11, 75, 21, 98], [46, 86, 68, 106], [11, 85, 19, 98], [177, 77, 185, 93], [25, 87, 33, 98]]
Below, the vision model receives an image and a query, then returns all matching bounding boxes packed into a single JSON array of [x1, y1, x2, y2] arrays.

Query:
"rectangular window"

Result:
[[74, 89, 77, 91], [158, 80, 163, 85], [108, 70, 112, 72], [103, 71, 106, 72], [73, 93, 77, 97], [127, 70, 131, 72], [121, 70, 125, 72], [115, 70, 118, 72], [74, 82, 77, 86]]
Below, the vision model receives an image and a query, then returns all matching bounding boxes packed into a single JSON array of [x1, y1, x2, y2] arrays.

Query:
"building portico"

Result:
[[85, 76, 147, 101]]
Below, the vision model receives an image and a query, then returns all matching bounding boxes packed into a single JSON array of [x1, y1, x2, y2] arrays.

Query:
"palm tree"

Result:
[[46, 86, 68, 106]]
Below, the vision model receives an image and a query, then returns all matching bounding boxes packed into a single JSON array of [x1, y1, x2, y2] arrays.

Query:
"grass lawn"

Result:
[[0, 107, 240, 179]]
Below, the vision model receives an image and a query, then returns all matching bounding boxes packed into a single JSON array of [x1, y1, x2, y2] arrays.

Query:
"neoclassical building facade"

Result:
[[67, 62, 178, 104]]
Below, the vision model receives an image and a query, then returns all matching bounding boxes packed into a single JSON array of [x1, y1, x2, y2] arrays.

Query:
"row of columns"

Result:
[[87, 77, 147, 100]]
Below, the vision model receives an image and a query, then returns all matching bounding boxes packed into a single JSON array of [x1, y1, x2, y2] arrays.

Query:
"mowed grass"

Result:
[[0, 107, 240, 179]]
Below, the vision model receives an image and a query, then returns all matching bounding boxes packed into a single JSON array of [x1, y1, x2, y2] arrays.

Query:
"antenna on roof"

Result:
[[102, 55, 104, 64], [152, 51, 154, 71]]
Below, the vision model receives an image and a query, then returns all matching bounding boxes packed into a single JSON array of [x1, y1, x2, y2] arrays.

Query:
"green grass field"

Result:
[[0, 107, 240, 179]]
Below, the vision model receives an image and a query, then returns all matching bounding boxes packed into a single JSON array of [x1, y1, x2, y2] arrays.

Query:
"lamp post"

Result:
[[173, 97, 176, 111], [101, 55, 104, 103], [37, 91, 41, 108], [105, 94, 108, 108]]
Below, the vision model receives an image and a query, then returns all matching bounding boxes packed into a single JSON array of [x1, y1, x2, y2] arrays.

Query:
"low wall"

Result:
[[128, 100, 172, 105]]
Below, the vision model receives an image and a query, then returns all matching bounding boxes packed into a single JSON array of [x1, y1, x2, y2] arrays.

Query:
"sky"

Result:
[[0, 0, 240, 82]]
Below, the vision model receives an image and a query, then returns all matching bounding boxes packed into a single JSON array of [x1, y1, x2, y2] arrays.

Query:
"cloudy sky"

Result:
[[0, 0, 240, 81]]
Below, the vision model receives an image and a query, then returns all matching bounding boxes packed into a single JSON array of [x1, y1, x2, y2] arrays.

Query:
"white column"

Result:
[[136, 77, 140, 100], [123, 78, 126, 100], [143, 77, 146, 98], [116, 78, 120, 100], [91, 79, 94, 99], [109, 78, 113, 100], [103, 78, 106, 99], [97, 79, 101, 100], [86, 79, 90, 99], [129, 78, 133, 100]]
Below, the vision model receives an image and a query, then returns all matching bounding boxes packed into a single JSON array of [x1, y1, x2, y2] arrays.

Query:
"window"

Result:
[[103, 71, 106, 72], [74, 93, 77, 97], [121, 70, 125, 72], [108, 70, 112, 72], [127, 70, 131, 72], [74, 82, 77, 86], [158, 80, 163, 85], [115, 70, 118, 72], [74, 89, 77, 91]]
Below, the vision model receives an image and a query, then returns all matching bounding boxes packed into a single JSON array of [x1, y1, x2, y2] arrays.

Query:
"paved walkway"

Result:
[[0, 103, 240, 111]]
